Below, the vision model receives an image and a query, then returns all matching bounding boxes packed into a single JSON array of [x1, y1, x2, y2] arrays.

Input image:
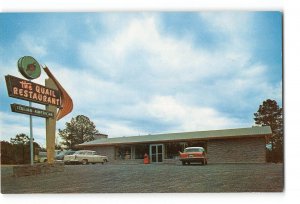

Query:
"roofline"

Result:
[[76, 133, 270, 148]]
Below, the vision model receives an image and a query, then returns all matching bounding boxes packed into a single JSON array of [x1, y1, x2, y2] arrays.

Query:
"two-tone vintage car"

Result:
[[64, 150, 108, 165], [179, 147, 208, 165], [55, 150, 76, 160], [38, 150, 62, 163]]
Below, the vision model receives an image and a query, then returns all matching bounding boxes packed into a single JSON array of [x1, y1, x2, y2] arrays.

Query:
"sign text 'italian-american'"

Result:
[[11, 103, 54, 118], [5, 75, 61, 107]]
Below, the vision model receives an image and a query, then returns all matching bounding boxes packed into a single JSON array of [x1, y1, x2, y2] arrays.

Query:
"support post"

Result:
[[29, 101, 34, 165], [45, 78, 58, 164]]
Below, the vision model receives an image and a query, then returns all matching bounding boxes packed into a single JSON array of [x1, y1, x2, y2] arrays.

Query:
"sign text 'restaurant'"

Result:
[[5, 75, 61, 107]]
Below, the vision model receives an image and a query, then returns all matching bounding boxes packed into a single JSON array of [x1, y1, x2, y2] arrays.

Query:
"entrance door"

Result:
[[150, 144, 164, 163]]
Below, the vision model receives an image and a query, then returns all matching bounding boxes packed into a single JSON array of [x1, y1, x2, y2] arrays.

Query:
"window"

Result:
[[116, 145, 132, 160], [134, 144, 149, 159]]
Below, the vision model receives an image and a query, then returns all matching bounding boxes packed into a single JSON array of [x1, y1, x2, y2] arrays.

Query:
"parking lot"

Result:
[[1, 163, 283, 193]]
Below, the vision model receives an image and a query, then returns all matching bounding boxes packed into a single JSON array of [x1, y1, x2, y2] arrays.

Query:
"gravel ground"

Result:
[[1, 163, 283, 193]]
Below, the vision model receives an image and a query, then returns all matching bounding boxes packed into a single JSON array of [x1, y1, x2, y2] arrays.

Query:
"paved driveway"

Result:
[[1, 163, 283, 193]]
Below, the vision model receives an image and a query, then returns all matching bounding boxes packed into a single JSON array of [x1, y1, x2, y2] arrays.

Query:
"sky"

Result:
[[0, 12, 282, 147]]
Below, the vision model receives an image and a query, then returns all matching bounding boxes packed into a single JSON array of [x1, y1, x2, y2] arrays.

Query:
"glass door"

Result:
[[150, 144, 164, 163]]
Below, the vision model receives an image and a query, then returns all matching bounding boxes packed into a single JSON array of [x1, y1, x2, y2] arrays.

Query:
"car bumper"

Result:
[[179, 157, 206, 162]]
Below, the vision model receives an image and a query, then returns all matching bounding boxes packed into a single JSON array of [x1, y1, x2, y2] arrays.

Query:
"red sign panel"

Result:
[[5, 75, 61, 107]]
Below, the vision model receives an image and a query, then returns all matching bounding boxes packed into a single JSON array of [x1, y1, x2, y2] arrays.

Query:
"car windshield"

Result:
[[184, 148, 204, 153]]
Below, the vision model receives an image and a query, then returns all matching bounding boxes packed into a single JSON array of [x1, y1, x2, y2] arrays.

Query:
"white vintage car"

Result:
[[64, 150, 108, 165], [38, 150, 62, 163]]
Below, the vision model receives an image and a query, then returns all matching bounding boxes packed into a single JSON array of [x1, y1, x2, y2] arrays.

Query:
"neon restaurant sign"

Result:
[[5, 75, 61, 107], [4, 56, 73, 165]]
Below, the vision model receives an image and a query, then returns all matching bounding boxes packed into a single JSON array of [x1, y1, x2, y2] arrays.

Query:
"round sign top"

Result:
[[18, 56, 41, 79]]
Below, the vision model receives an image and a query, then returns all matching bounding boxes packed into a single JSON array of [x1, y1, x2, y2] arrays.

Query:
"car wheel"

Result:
[[182, 161, 186, 165], [103, 159, 108, 163], [187, 162, 191, 165], [82, 159, 88, 165]]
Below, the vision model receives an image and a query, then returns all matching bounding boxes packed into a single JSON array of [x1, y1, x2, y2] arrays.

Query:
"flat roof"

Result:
[[78, 126, 272, 147]]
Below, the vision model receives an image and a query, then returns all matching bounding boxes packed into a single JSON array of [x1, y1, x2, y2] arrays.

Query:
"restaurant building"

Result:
[[77, 126, 272, 164]]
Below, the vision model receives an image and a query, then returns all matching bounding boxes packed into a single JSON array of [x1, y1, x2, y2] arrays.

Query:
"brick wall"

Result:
[[84, 146, 115, 161], [207, 137, 266, 163]]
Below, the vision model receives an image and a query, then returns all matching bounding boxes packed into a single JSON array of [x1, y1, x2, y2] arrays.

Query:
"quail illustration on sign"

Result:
[[18, 56, 41, 79]]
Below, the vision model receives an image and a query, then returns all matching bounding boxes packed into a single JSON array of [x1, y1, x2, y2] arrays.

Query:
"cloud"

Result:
[[79, 14, 260, 83], [200, 12, 253, 34], [199, 12, 254, 49], [80, 15, 209, 80], [142, 95, 246, 132], [94, 119, 147, 137], [78, 13, 281, 108], [18, 33, 47, 57]]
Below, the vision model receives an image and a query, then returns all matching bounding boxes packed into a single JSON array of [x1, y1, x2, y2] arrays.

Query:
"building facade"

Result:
[[77, 126, 272, 164]]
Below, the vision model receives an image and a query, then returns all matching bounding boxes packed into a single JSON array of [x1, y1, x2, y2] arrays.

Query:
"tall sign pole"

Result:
[[18, 56, 41, 165], [29, 100, 34, 165]]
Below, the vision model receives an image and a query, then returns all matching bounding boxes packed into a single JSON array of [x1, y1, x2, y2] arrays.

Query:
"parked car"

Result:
[[64, 150, 109, 165], [55, 150, 76, 160], [179, 147, 208, 165], [38, 151, 47, 163], [39, 150, 63, 163]]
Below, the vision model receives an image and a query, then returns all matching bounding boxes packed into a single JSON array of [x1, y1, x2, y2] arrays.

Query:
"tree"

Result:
[[254, 99, 283, 162], [9, 133, 41, 164], [1, 141, 15, 164], [58, 115, 99, 149], [10, 133, 30, 163], [55, 143, 63, 150], [10, 133, 29, 145]]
